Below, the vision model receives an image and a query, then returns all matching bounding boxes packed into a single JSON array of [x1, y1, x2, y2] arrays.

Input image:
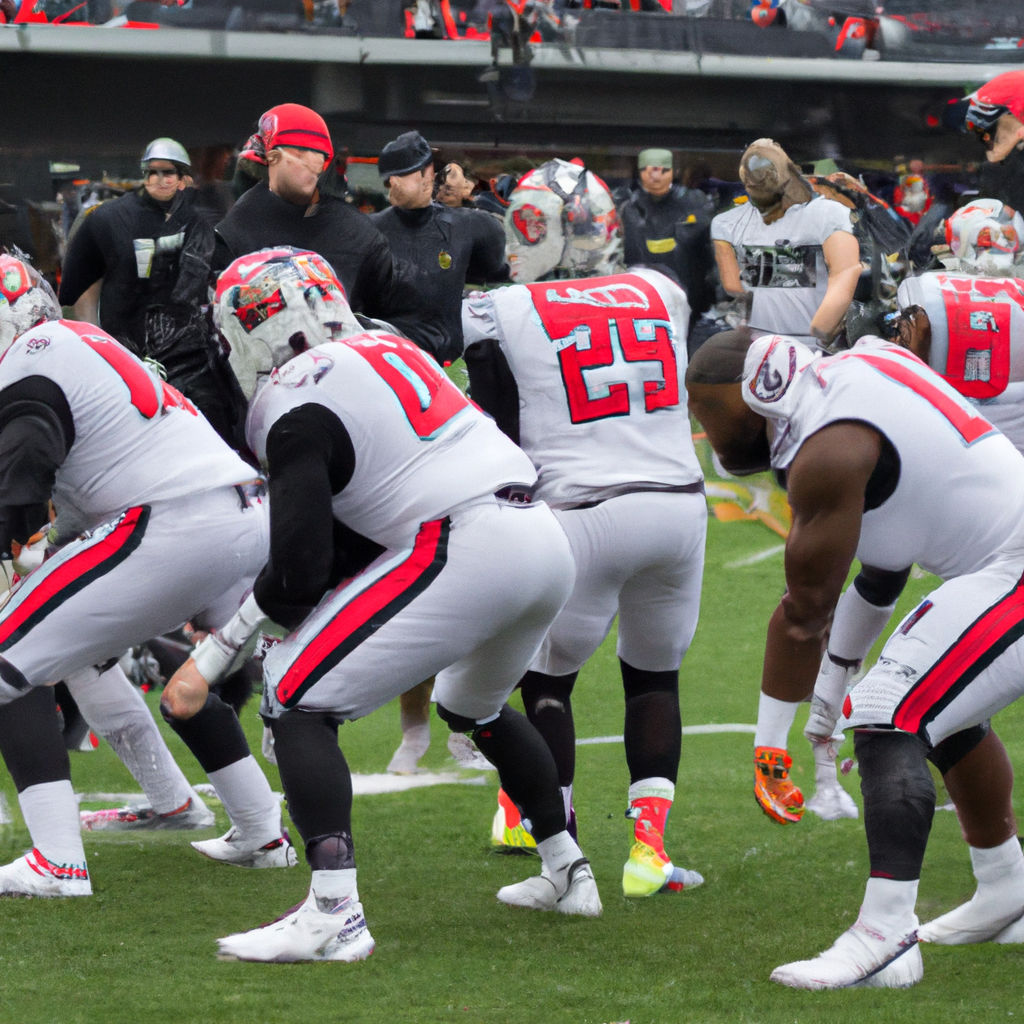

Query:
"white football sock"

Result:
[[919, 836, 1024, 943], [66, 663, 195, 815], [19, 780, 87, 872], [859, 876, 919, 934], [311, 868, 358, 903], [829, 585, 898, 663], [754, 693, 800, 750], [627, 777, 675, 803], [207, 756, 281, 847], [537, 831, 585, 877]]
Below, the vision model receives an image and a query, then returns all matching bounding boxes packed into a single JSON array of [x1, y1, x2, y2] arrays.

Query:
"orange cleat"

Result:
[[754, 746, 805, 824]]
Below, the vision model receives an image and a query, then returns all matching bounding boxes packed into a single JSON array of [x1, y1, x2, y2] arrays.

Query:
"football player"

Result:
[[0, 254, 290, 897], [163, 248, 600, 964], [462, 263, 707, 898], [689, 327, 1024, 988]]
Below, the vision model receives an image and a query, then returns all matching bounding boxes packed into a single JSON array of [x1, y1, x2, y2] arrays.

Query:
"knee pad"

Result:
[[853, 566, 911, 608], [435, 701, 477, 734], [620, 661, 678, 701], [520, 671, 577, 718], [928, 721, 991, 776], [856, 729, 934, 803]]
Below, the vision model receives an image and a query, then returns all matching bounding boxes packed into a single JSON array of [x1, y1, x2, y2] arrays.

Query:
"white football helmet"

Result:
[[213, 247, 361, 400], [945, 199, 1024, 276], [0, 252, 60, 354], [504, 159, 623, 283]]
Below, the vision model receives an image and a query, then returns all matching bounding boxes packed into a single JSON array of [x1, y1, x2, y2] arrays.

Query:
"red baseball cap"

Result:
[[258, 103, 334, 162], [964, 71, 1024, 135]]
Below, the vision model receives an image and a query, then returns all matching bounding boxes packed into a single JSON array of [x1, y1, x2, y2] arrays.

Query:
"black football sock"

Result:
[[520, 670, 578, 788], [0, 687, 70, 791], [621, 661, 681, 785]]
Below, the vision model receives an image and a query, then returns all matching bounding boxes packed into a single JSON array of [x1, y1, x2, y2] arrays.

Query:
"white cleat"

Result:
[[805, 782, 859, 821], [81, 795, 215, 832], [192, 827, 298, 869], [216, 891, 375, 963], [770, 916, 922, 990], [993, 913, 1024, 943], [0, 849, 92, 898], [497, 857, 602, 917], [386, 723, 431, 775], [919, 894, 1024, 945]]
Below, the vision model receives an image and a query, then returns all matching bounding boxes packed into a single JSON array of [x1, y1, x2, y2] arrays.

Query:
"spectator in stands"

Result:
[[58, 138, 235, 438], [369, 129, 509, 774], [711, 138, 860, 346], [435, 160, 478, 208], [618, 148, 715, 328]]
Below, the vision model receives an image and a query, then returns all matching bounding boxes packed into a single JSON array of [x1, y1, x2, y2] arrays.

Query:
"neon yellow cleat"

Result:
[[491, 787, 537, 853]]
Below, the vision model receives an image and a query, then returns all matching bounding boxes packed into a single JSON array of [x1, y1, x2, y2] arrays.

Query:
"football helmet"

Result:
[[0, 252, 60, 354], [213, 247, 361, 400], [945, 199, 1024, 276], [504, 159, 623, 283]]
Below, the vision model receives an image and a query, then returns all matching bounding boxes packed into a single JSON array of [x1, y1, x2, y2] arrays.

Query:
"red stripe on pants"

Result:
[[893, 574, 1024, 735], [0, 506, 146, 648], [275, 519, 445, 706]]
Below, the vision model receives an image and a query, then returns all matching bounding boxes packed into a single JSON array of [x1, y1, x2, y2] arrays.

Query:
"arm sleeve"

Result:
[[252, 403, 356, 630], [0, 405, 70, 555], [465, 214, 511, 285], [57, 215, 107, 306]]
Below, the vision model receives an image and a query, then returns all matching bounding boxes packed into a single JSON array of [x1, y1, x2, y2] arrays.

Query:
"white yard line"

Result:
[[577, 724, 756, 745], [725, 544, 785, 569]]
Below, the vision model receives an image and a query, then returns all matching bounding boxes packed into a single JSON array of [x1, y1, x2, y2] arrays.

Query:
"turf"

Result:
[[0, 502, 1022, 1022]]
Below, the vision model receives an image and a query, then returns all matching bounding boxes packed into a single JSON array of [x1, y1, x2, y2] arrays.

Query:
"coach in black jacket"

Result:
[[213, 105, 451, 363]]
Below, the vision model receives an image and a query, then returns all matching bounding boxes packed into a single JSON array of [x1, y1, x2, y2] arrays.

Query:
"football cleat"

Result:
[[497, 857, 602, 917], [217, 891, 375, 963], [994, 913, 1024, 943], [81, 795, 215, 832], [0, 849, 92, 898], [754, 746, 805, 824], [805, 782, 859, 821], [491, 788, 537, 853], [770, 916, 922, 990], [386, 723, 430, 775], [622, 840, 704, 897], [919, 893, 1024, 945], [192, 827, 298, 869]]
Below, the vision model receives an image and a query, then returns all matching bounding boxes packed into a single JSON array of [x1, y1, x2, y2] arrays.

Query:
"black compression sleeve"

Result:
[[463, 339, 520, 444], [253, 404, 355, 629]]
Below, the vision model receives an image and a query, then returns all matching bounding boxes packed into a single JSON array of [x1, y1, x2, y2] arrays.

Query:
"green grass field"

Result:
[[0, 501, 1022, 1023]]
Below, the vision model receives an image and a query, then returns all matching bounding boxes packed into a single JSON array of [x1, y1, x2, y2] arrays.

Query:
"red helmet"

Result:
[[257, 104, 333, 163], [965, 71, 1024, 136]]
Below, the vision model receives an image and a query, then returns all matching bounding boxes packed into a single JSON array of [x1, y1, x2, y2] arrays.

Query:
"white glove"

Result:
[[804, 693, 843, 744], [803, 651, 858, 742], [261, 725, 277, 765]]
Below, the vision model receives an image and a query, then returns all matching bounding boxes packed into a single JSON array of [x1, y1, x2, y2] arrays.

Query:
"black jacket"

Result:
[[979, 144, 1024, 214], [369, 203, 509, 355], [59, 186, 214, 354], [213, 183, 452, 362], [618, 184, 715, 322]]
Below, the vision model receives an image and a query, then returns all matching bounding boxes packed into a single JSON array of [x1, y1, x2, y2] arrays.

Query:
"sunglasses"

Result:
[[146, 167, 181, 180]]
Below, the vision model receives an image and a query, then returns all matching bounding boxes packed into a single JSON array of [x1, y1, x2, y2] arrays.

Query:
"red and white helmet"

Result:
[[213, 247, 360, 399], [504, 159, 622, 283], [945, 199, 1024, 276], [0, 252, 60, 353]]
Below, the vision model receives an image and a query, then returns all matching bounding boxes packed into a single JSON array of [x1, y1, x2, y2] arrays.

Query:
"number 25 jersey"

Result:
[[0, 320, 256, 526], [462, 269, 703, 509], [245, 334, 538, 551]]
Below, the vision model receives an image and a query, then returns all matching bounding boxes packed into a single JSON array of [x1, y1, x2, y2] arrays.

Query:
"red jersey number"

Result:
[[528, 275, 680, 425], [349, 337, 469, 440]]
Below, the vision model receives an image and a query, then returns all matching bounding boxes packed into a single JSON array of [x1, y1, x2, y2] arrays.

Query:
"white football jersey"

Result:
[[462, 269, 702, 509], [742, 334, 1024, 579], [245, 334, 538, 550], [898, 273, 1024, 453], [0, 320, 255, 525]]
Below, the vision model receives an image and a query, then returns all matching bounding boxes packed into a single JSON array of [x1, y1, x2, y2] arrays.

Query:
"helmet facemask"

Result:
[[214, 248, 361, 400], [0, 252, 61, 354]]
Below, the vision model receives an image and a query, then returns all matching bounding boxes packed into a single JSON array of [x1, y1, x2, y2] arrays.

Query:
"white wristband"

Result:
[[218, 592, 267, 650], [191, 633, 236, 684]]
